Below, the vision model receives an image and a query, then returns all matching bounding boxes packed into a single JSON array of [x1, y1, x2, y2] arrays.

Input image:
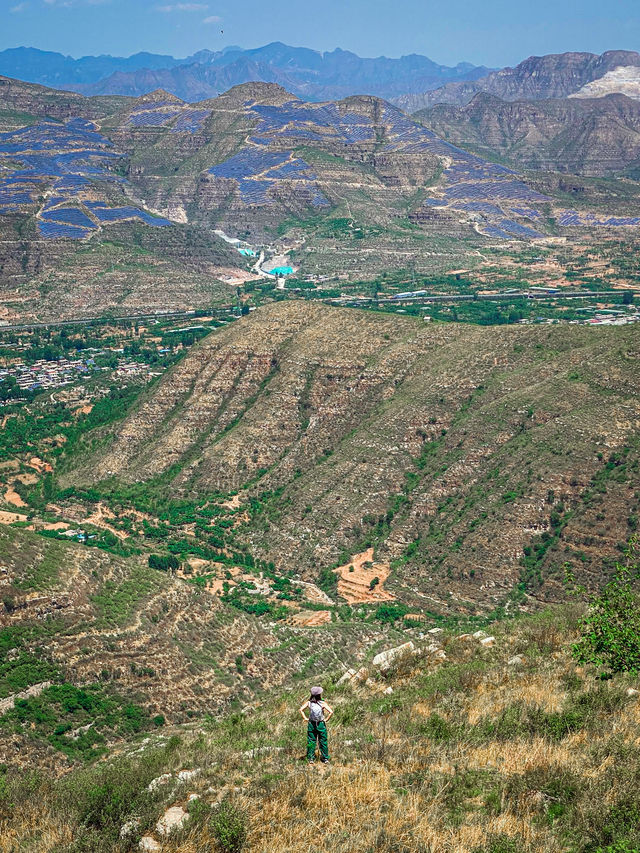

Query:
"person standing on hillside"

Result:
[[299, 686, 333, 764]]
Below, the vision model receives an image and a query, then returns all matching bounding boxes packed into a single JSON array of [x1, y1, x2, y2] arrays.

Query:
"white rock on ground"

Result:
[[177, 768, 200, 783], [508, 655, 525, 666], [384, 687, 394, 695], [156, 805, 188, 837], [626, 688, 639, 697], [372, 642, 415, 671], [428, 627, 444, 635], [473, 631, 488, 640], [147, 773, 172, 792], [337, 667, 357, 686], [120, 819, 140, 838], [139, 837, 161, 852], [480, 636, 495, 647]]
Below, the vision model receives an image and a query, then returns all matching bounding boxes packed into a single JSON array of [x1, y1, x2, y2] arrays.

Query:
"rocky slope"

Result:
[[415, 92, 640, 176], [396, 50, 640, 112], [69, 301, 640, 613], [0, 522, 386, 769]]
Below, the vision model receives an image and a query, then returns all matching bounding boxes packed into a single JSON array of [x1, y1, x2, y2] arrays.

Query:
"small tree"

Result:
[[572, 539, 640, 675], [369, 576, 380, 591]]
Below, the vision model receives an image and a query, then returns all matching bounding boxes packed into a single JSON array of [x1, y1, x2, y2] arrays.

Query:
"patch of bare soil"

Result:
[[4, 486, 27, 508], [333, 548, 395, 605], [27, 457, 52, 474], [84, 503, 128, 541], [288, 610, 332, 627], [0, 510, 27, 524]]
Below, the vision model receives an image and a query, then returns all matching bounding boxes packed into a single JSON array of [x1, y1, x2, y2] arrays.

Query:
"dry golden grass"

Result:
[[0, 805, 72, 853], [5, 607, 640, 853]]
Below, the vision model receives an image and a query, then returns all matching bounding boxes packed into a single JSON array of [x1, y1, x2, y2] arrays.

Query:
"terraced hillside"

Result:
[[4, 76, 640, 319], [0, 522, 389, 770], [68, 302, 640, 614], [7, 601, 640, 853]]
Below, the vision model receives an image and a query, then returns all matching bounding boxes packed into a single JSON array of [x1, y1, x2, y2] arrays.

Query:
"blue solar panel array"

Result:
[[38, 221, 91, 239], [129, 110, 181, 127], [86, 201, 171, 226], [247, 101, 375, 148], [41, 207, 95, 228], [0, 117, 174, 238], [171, 109, 211, 133], [557, 210, 640, 227]]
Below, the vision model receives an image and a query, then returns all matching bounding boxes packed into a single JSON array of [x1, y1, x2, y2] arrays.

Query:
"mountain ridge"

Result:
[[396, 50, 640, 112], [415, 90, 640, 176], [0, 43, 492, 103]]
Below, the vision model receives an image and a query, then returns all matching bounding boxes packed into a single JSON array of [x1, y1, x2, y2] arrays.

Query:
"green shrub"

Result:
[[374, 603, 408, 623], [148, 554, 179, 572], [317, 566, 337, 595], [419, 712, 455, 742], [572, 541, 640, 675], [209, 800, 248, 852], [473, 836, 526, 853]]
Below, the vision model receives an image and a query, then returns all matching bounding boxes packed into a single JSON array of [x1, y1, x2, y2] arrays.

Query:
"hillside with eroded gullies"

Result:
[[0, 522, 393, 771], [415, 92, 640, 178], [66, 301, 640, 614]]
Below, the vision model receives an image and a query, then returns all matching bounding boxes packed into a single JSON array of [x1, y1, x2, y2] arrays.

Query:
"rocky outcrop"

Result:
[[415, 91, 640, 176], [397, 50, 640, 111]]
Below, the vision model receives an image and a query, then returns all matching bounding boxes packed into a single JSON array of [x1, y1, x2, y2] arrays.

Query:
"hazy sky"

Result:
[[2, 0, 639, 67]]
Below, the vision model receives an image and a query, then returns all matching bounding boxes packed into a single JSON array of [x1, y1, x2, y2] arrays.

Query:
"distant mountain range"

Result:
[[396, 50, 640, 111], [0, 44, 493, 102]]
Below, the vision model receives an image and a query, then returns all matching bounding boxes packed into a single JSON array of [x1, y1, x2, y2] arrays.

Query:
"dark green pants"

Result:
[[307, 720, 329, 762]]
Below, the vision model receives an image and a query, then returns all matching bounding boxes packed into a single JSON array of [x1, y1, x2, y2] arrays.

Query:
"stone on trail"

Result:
[[337, 667, 357, 686], [120, 819, 140, 838], [177, 768, 200, 783], [372, 641, 415, 671]]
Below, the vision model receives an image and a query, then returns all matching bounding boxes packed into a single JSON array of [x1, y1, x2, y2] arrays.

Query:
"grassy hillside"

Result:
[[65, 302, 640, 613], [0, 524, 395, 770], [4, 597, 640, 852]]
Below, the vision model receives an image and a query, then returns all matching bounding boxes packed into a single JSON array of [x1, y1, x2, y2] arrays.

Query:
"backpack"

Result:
[[309, 700, 324, 723]]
